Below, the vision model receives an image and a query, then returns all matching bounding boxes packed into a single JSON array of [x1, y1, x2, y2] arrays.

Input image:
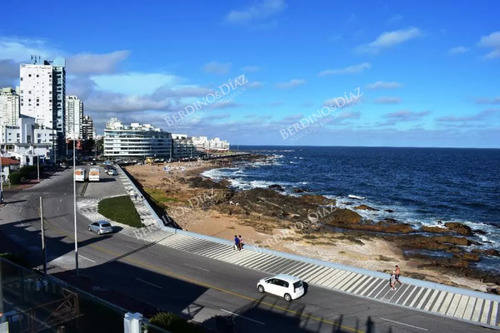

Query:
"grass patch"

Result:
[[144, 188, 181, 206], [98, 196, 142, 227], [378, 255, 394, 262]]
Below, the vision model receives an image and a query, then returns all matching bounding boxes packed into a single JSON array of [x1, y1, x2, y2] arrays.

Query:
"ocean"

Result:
[[203, 146, 500, 273]]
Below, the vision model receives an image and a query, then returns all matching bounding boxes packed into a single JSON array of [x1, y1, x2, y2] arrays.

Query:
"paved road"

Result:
[[0, 168, 497, 332]]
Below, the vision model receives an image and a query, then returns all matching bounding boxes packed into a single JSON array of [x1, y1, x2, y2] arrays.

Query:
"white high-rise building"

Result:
[[19, 57, 66, 160], [0, 87, 20, 126], [65, 95, 83, 140]]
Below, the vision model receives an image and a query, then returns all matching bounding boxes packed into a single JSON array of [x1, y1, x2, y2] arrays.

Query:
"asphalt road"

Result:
[[0, 168, 494, 333]]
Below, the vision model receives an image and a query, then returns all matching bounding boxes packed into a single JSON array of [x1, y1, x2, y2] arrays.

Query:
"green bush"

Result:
[[8, 172, 22, 184], [148, 312, 203, 333], [98, 195, 142, 227], [19, 165, 37, 177]]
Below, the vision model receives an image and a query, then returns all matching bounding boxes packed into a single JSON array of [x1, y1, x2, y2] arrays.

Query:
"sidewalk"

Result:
[[80, 164, 500, 330]]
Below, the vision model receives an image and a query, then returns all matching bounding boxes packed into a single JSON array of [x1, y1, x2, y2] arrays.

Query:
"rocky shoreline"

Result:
[[126, 154, 500, 294]]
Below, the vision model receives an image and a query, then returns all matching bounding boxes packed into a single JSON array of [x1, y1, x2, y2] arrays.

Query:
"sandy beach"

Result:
[[125, 158, 496, 293]]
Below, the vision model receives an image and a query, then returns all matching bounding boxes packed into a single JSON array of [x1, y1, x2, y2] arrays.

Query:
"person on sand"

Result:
[[238, 235, 244, 250], [395, 265, 402, 285], [390, 270, 397, 290], [234, 235, 240, 251]]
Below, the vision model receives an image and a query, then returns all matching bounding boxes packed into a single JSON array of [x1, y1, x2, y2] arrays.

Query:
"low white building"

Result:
[[103, 118, 172, 159], [191, 135, 230, 152], [0, 115, 53, 166]]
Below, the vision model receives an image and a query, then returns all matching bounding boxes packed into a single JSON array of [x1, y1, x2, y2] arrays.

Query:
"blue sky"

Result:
[[1, 0, 499, 148]]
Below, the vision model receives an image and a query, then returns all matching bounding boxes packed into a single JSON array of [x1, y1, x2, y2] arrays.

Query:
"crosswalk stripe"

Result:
[[446, 294, 461, 316], [480, 300, 491, 324], [453, 295, 469, 318], [395, 284, 413, 304], [490, 301, 498, 326], [314, 269, 342, 286], [301, 266, 329, 281], [358, 277, 380, 296], [437, 292, 453, 314], [410, 287, 426, 308], [365, 279, 385, 297], [339, 273, 364, 292], [417, 288, 432, 309], [463, 297, 476, 320], [325, 270, 351, 289], [310, 268, 337, 285], [351, 276, 374, 294], [471, 298, 484, 322], [405, 287, 422, 307], [281, 261, 308, 275]]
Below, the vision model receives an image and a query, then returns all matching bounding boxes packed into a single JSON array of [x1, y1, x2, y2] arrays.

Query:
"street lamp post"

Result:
[[73, 128, 79, 275]]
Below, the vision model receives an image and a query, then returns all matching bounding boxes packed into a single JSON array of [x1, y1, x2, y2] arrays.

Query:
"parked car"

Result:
[[107, 169, 117, 176], [88, 221, 113, 235], [257, 274, 305, 301]]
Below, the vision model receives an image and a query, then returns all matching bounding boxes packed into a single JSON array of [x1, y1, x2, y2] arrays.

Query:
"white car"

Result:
[[257, 274, 305, 301], [88, 221, 113, 235]]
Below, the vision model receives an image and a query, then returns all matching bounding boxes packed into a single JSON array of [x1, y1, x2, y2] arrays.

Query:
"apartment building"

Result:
[[103, 118, 172, 159]]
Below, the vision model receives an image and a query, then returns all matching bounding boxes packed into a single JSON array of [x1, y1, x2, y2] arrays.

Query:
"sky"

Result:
[[1, 0, 499, 148]]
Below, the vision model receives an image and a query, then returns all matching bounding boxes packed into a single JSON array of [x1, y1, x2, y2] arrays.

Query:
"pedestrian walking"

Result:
[[238, 235, 244, 250], [390, 270, 396, 290], [134, 193, 138, 201], [234, 235, 240, 251], [395, 265, 402, 285]]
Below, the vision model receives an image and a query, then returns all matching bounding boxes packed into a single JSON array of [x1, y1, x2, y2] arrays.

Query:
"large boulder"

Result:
[[355, 205, 378, 211], [422, 226, 450, 234], [445, 222, 473, 236], [324, 208, 362, 224]]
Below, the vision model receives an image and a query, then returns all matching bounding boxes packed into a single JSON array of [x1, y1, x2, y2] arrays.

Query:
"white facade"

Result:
[[172, 133, 197, 159], [0, 116, 53, 165], [103, 118, 172, 159], [19, 58, 66, 159], [19, 63, 54, 128], [0, 87, 20, 126], [65, 95, 83, 140], [191, 135, 230, 151]]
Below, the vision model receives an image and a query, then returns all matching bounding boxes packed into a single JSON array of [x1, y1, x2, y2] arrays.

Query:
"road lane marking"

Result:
[[136, 278, 163, 289], [379, 318, 428, 331], [44, 221, 362, 333], [220, 309, 265, 325], [184, 264, 210, 272], [79, 255, 96, 263]]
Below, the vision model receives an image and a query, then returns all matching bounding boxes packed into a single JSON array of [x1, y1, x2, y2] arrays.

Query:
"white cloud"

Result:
[[366, 81, 403, 90], [85, 91, 176, 113], [0, 37, 60, 62], [67, 51, 130, 74], [477, 31, 500, 59], [241, 65, 262, 72], [448, 46, 469, 55], [92, 72, 181, 95], [202, 61, 231, 75], [375, 97, 401, 104], [318, 62, 371, 76], [274, 79, 305, 89], [225, 0, 286, 25], [357, 27, 421, 54]]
